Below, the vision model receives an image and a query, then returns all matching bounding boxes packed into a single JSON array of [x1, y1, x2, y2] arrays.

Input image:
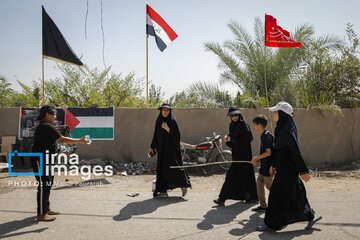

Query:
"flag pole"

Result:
[[264, 48, 269, 109], [42, 55, 45, 106], [146, 33, 149, 108], [264, 13, 273, 132]]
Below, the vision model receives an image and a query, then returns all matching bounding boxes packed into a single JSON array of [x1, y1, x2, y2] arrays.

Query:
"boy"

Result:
[[250, 115, 274, 212]]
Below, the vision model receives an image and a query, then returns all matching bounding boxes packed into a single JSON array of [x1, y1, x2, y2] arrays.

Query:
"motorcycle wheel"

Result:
[[216, 151, 232, 171], [181, 153, 206, 175]]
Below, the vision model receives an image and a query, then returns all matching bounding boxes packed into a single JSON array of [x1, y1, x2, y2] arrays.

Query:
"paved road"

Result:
[[0, 178, 360, 240]]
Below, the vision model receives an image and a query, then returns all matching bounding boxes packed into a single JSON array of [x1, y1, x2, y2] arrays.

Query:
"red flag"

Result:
[[65, 109, 80, 132], [265, 15, 302, 48]]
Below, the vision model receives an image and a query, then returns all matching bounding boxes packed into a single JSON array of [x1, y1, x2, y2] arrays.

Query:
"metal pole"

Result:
[[264, 13, 273, 132], [146, 34, 149, 108], [42, 55, 45, 106], [264, 47, 273, 132]]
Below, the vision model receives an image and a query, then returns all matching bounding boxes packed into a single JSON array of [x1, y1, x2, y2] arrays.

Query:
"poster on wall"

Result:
[[18, 107, 65, 140]]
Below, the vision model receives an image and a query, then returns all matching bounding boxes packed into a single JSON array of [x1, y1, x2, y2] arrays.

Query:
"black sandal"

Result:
[[305, 216, 323, 230], [213, 199, 225, 206]]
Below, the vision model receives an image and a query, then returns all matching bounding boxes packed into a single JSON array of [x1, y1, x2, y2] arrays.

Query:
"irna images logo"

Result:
[[8, 150, 43, 176], [8, 151, 113, 180]]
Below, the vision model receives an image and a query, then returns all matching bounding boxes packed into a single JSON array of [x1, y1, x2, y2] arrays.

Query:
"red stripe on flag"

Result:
[[65, 109, 80, 132], [146, 5, 178, 41]]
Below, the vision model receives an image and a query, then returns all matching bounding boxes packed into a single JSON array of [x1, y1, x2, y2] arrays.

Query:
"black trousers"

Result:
[[31, 159, 54, 215]]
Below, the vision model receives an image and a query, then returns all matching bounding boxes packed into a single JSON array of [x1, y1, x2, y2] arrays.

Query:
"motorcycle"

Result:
[[180, 132, 232, 174]]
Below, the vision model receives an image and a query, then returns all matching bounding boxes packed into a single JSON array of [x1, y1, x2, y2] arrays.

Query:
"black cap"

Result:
[[37, 105, 57, 120], [157, 103, 172, 110], [227, 106, 241, 116]]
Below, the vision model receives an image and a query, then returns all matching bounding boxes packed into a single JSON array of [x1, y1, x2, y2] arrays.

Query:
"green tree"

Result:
[[0, 76, 14, 107], [168, 81, 232, 108], [40, 64, 144, 107], [148, 84, 164, 107], [295, 23, 360, 109], [168, 91, 198, 107]]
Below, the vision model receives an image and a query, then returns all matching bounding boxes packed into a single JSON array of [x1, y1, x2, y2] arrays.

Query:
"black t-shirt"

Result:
[[259, 130, 274, 176], [32, 121, 62, 155]]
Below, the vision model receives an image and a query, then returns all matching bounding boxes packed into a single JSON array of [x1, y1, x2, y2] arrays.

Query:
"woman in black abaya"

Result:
[[257, 101, 322, 231], [149, 103, 191, 198], [214, 106, 258, 206]]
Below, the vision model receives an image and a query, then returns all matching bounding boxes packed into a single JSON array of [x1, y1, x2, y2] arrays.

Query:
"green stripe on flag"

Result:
[[70, 127, 114, 139]]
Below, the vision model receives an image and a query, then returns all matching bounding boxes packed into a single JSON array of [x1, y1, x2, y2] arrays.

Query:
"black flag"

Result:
[[42, 6, 83, 66]]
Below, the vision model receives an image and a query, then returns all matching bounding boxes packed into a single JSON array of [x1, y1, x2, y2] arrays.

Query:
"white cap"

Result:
[[269, 101, 293, 117]]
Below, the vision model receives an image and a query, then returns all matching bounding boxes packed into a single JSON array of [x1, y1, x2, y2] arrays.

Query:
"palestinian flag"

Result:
[[66, 107, 114, 140]]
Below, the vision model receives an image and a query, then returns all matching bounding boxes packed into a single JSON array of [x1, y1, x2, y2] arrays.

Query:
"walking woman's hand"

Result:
[[148, 148, 155, 157], [300, 173, 311, 182], [269, 167, 276, 176], [161, 122, 170, 132]]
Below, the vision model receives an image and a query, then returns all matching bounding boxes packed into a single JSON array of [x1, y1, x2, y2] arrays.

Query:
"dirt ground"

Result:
[[1, 169, 360, 240], [1, 169, 360, 194]]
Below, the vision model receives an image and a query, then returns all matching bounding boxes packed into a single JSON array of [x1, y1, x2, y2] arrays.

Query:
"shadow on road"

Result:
[[0, 216, 47, 239], [258, 228, 321, 240], [113, 197, 187, 221], [228, 211, 263, 237], [197, 201, 254, 230], [229, 213, 324, 239]]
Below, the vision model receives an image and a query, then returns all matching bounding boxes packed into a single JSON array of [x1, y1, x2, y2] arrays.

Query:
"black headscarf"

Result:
[[155, 108, 177, 132], [229, 113, 253, 143], [274, 110, 299, 149], [151, 106, 182, 168], [151, 106, 181, 152]]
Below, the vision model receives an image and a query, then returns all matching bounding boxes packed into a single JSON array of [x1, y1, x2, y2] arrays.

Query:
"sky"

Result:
[[1, 0, 360, 99]]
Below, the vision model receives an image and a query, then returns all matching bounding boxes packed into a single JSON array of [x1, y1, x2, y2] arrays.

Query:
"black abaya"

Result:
[[264, 110, 314, 230], [218, 115, 258, 202], [151, 110, 191, 197]]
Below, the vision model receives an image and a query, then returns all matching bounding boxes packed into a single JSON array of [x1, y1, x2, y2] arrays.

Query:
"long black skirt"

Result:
[[218, 162, 258, 201]]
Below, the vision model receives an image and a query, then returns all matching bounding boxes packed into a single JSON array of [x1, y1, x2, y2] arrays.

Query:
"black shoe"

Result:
[[245, 199, 258, 204], [213, 199, 225, 206], [305, 216, 323, 230], [256, 223, 271, 231], [252, 206, 267, 212], [153, 192, 158, 198]]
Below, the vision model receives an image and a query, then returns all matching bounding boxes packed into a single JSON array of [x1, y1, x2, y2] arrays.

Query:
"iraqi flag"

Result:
[[66, 107, 114, 140], [146, 5, 178, 52]]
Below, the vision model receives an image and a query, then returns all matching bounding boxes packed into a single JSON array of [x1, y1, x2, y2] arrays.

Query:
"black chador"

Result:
[[150, 104, 191, 197], [216, 107, 258, 204], [264, 110, 315, 230]]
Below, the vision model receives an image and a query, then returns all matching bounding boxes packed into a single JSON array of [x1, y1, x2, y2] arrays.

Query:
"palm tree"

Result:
[[168, 81, 232, 108], [204, 17, 341, 106], [0, 76, 14, 107], [187, 81, 233, 108]]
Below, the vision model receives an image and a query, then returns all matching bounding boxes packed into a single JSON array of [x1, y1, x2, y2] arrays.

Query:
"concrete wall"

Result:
[[0, 107, 359, 167]]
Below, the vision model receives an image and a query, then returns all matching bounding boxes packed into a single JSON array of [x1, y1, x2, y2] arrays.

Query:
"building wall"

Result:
[[0, 107, 359, 167]]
